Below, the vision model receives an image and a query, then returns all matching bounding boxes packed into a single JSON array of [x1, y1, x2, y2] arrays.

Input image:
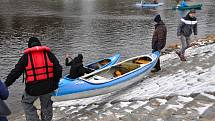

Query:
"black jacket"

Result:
[[177, 13, 197, 37], [152, 20, 167, 50], [66, 56, 91, 79], [5, 48, 62, 96]]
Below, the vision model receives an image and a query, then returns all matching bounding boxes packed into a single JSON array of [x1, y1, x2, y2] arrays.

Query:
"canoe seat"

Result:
[[120, 63, 140, 71], [114, 70, 122, 77], [86, 59, 110, 70], [113, 63, 140, 77], [87, 75, 110, 84], [134, 60, 150, 64]]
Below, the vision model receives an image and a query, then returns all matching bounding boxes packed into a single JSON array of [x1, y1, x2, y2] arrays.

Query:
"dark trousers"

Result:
[[0, 117, 8, 121], [154, 58, 161, 69], [21, 92, 53, 121], [152, 49, 161, 70], [179, 35, 191, 55]]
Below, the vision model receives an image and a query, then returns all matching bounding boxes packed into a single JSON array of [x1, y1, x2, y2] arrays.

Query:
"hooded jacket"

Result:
[[65, 54, 92, 79], [177, 12, 197, 37], [5, 37, 62, 96], [152, 20, 167, 50]]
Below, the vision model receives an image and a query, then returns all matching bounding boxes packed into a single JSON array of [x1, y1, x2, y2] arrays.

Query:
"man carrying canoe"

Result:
[[151, 14, 167, 72]]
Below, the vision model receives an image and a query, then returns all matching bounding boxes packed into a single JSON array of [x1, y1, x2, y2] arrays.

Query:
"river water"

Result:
[[0, 0, 214, 118]]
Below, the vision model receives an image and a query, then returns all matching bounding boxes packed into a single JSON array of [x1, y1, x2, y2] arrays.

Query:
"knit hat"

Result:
[[77, 54, 83, 60], [189, 9, 196, 14], [28, 37, 41, 48], [154, 14, 161, 23], [73, 54, 83, 63]]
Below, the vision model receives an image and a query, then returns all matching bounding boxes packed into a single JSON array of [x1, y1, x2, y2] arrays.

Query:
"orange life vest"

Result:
[[24, 46, 54, 83]]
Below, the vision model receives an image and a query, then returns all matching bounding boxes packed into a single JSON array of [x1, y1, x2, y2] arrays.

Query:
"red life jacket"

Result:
[[24, 46, 54, 83]]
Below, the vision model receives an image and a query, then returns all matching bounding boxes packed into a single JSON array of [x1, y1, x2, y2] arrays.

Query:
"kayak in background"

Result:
[[173, 3, 202, 10], [136, 2, 164, 8]]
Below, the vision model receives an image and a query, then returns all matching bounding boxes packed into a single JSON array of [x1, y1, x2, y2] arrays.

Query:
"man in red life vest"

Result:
[[4, 37, 62, 121]]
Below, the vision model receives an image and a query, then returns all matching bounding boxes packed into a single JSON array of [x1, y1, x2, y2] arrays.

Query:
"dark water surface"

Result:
[[0, 0, 214, 118]]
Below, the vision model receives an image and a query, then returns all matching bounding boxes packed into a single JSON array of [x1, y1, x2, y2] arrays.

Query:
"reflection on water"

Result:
[[0, 0, 214, 117]]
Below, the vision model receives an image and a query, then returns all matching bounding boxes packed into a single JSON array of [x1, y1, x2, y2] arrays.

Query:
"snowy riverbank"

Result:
[[9, 35, 215, 121], [51, 35, 215, 121]]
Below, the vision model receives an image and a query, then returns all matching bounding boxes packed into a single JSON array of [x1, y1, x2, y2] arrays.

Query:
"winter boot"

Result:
[[175, 51, 186, 61], [180, 55, 187, 61], [151, 68, 161, 72]]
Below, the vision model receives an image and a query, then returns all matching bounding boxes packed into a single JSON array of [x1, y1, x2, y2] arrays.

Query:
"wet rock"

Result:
[[200, 103, 215, 121], [194, 93, 215, 102], [99, 115, 120, 121]]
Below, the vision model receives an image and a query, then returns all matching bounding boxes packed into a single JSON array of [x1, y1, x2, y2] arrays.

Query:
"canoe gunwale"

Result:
[[52, 52, 160, 101], [80, 55, 155, 84]]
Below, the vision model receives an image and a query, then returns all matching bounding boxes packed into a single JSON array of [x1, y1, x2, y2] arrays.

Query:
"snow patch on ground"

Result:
[[53, 44, 215, 117], [103, 110, 113, 115], [117, 64, 215, 100], [166, 103, 184, 111], [129, 101, 148, 109], [119, 102, 132, 108], [144, 105, 154, 111], [156, 99, 167, 105], [104, 102, 113, 108], [124, 109, 133, 113], [194, 102, 213, 115], [201, 93, 215, 100], [53, 93, 111, 107], [60, 107, 66, 111], [177, 96, 193, 103]]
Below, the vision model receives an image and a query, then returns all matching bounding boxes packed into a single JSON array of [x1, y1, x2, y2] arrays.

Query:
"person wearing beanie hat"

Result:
[[28, 37, 41, 48], [151, 14, 167, 72], [189, 9, 196, 14], [176, 9, 197, 61], [65, 54, 92, 79], [4, 37, 62, 121], [154, 14, 161, 23]]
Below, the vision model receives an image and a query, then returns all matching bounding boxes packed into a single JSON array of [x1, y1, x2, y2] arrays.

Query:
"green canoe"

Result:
[[173, 3, 202, 10]]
